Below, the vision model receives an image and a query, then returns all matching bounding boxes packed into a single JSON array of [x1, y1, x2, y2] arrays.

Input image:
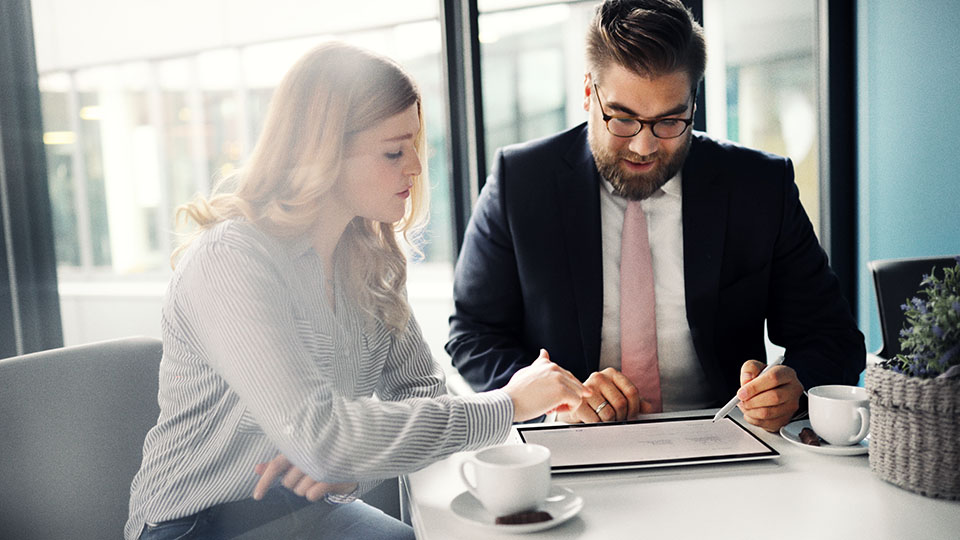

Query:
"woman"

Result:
[[125, 42, 588, 540]]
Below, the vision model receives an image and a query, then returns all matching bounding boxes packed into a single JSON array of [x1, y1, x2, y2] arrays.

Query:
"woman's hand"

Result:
[[253, 454, 357, 502], [502, 349, 592, 422]]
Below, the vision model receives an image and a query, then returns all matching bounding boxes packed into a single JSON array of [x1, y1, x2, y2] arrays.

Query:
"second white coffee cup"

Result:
[[459, 443, 551, 516], [808, 385, 870, 446]]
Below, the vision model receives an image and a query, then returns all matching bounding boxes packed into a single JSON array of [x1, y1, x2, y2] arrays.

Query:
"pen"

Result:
[[711, 355, 785, 423]]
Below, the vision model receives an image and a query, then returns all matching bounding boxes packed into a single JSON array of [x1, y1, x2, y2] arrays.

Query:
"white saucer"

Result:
[[780, 419, 868, 456], [450, 485, 583, 534]]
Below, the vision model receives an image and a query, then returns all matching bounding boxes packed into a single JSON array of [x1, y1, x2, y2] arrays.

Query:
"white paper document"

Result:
[[516, 416, 778, 473]]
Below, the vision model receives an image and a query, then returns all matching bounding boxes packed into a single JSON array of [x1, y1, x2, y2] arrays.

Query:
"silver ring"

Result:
[[594, 401, 609, 415]]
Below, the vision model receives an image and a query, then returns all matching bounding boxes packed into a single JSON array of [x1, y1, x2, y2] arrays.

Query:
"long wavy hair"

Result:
[[173, 42, 429, 334]]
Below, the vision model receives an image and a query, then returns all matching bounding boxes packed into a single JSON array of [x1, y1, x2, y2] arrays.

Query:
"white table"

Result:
[[403, 410, 960, 539]]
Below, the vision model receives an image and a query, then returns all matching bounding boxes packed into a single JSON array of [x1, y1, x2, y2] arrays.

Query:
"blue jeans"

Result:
[[138, 487, 414, 540]]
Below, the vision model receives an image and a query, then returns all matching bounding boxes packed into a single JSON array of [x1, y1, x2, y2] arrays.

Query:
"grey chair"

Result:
[[869, 255, 959, 359], [0, 336, 162, 540]]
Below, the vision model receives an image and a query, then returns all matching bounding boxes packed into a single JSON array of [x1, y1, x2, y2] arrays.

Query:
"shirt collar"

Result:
[[280, 231, 315, 259], [661, 172, 683, 197]]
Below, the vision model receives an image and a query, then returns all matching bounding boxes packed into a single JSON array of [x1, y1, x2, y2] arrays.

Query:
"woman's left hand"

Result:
[[253, 454, 357, 502]]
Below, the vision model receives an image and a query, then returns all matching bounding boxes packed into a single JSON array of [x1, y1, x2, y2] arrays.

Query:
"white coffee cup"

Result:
[[808, 385, 870, 446], [459, 443, 551, 516]]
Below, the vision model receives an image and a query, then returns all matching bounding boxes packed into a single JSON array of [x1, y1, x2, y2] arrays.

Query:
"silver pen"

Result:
[[711, 355, 786, 423]]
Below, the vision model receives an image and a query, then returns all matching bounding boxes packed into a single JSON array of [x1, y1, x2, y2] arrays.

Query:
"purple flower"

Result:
[[901, 303, 910, 312], [911, 297, 929, 314], [900, 327, 913, 337], [932, 325, 944, 339], [952, 301, 960, 314]]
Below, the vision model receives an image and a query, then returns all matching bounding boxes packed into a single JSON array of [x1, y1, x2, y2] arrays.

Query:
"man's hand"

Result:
[[736, 360, 803, 432], [253, 454, 356, 502], [557, 368, 655, 423]]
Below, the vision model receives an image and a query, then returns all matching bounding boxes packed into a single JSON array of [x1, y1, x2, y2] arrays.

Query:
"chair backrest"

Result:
[[868, 255, 958, 359], [0, 336, 162, 540]]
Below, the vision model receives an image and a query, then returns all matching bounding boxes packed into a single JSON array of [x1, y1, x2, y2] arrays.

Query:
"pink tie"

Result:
[[620, 200, 662, 412]]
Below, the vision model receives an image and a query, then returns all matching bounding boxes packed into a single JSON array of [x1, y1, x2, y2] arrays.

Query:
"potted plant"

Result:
[[865, 257, 960, 500]]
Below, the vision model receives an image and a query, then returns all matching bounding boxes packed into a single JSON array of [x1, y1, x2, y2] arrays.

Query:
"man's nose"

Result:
[[627, 127, 659, 157]]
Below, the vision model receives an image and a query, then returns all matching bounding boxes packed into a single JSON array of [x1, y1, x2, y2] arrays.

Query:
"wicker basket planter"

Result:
[[864, 365, 960, 500]]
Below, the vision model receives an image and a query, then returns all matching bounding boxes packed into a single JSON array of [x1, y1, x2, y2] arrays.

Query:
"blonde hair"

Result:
[[173, 42, 429, 334]]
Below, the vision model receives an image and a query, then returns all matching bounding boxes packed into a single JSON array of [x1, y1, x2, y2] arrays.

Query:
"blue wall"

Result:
[[857, 0, 960, 353]]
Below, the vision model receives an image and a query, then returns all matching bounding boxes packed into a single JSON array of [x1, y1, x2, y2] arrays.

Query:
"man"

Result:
[[446, 0, 865, 432]]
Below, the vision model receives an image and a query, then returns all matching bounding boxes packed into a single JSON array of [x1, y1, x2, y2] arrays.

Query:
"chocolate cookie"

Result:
[[495, 510, 553, 525], [799, 427, 822, 446]]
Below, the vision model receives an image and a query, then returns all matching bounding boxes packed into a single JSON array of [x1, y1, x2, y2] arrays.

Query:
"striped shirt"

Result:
[[125, 219, 513, 539]]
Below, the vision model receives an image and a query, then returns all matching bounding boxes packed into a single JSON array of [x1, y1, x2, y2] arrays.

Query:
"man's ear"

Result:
[[583, 72, 593, 112]]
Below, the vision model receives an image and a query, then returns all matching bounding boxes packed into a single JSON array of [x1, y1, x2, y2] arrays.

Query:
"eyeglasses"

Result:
[[593, 82, 696, 139]]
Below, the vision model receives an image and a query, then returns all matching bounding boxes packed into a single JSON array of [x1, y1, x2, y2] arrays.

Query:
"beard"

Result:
[[588, 121, 692, 201]]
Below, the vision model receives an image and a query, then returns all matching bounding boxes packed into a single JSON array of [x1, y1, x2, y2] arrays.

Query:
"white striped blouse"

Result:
[[125, 219, 513, 539]]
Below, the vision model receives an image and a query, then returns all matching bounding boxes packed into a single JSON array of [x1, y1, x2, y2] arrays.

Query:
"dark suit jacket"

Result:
[[446, 123, 865, 404]]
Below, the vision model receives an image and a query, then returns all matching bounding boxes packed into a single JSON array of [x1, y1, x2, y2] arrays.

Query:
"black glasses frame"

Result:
[[593, 82, 697, 139]]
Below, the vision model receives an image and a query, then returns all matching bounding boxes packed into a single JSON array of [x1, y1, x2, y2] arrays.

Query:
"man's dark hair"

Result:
[[586, 0, 706, 93]]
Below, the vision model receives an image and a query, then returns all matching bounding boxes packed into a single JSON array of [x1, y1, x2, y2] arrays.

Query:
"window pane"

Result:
[[479, 2, 596, 169], [38, 74, 81, 267], [78, 87, 113, 267], [704, 0, 820, 236]]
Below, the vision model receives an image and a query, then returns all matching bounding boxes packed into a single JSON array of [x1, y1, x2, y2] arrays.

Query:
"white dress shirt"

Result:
[[598, 173, 715, 411]]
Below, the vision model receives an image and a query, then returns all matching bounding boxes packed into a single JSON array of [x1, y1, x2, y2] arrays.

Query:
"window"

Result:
[[31, 0, 454, 347], [12, 0, 850, 361]]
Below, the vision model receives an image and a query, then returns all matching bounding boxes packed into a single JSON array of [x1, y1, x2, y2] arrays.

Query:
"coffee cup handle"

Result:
[[459, 460, 481, 499], [850, 406, 870, 444]]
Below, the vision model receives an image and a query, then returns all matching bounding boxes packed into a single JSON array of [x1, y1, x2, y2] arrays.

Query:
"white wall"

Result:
[[856, 0, 960, 351]]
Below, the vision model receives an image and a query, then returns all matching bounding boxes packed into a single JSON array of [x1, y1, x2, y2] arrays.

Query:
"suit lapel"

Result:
[[681, 135, 729, 397], [556, 128, 603, 376]]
